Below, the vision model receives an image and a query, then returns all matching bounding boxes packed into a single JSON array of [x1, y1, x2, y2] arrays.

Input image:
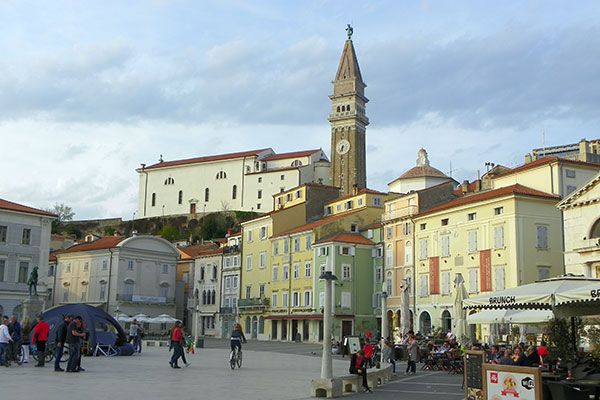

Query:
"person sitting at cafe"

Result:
[[512, 346, 527, 366], [488, 345, 501, 364], [537, 341, 549, 365], [499, 349, 513, 365], [524, 346, 539, 367], [437, 341, 451, 354]]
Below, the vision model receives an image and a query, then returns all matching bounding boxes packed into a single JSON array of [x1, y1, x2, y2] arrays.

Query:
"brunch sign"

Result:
[[483, 365, 541, 400]]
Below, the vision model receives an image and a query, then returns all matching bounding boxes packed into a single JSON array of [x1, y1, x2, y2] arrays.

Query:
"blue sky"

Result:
[[1, 0, 599, 219]]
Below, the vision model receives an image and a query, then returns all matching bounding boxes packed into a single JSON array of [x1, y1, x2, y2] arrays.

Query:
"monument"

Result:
[[22, 266, 44, 322]]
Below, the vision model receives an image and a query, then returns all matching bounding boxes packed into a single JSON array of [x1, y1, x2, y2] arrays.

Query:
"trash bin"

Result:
[[196, 336, 205, 348]]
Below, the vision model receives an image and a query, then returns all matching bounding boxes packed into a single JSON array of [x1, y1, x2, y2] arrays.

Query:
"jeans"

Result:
[[54, 344, 64, 370], [406, 360, 416, 373], [134, 336, 142, 353], [0, 342, 8, 366], [67, 343, 80, 372], [36, 341, 47, 366], [170, 342, 183, 366]]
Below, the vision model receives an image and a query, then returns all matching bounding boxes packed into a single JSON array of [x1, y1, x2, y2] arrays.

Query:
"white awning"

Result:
[[467, 309, 554, 324]]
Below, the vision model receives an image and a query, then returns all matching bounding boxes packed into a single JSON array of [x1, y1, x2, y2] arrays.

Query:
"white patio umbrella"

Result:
[[400, 280, 411, 335], [466, 309, 554, 324], [554, 281, 600, 316], [115, 313, 133, 323], [131, 313, 152, 323], [453, 275, 468, 342], [149, 314, 178, 324]]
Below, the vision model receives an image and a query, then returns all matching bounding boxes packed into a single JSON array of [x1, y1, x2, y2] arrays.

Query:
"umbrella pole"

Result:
[[571, 316, 577, 354]]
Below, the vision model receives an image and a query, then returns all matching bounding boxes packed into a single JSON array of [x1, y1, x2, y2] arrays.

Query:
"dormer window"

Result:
[[336, 106, 340, 112], [291, 160, 303, 167], [164, 177, 175, 185]]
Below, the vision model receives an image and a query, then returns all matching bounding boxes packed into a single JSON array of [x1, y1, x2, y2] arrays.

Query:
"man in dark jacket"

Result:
[[66, 316, 86, 372], [54, 315, 72, 372]]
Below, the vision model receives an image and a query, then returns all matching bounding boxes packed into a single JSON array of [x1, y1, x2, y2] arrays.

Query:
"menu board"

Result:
[[483, 364, 541, 400], [464, 351, 485, 400]]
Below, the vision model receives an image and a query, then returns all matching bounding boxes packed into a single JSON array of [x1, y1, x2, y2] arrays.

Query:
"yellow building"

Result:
[[413, 184, 563, 341]]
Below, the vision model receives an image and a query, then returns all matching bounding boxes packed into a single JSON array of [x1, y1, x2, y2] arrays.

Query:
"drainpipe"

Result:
[[240, 157, 247, 208]]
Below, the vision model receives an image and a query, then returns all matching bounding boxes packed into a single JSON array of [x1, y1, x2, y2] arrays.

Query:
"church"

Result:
[[137, 32, 368, 218]]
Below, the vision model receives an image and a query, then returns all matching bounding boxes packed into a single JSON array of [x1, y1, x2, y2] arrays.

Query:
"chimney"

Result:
[[461, 180, 469, 194], [352, 184, 358, 195]]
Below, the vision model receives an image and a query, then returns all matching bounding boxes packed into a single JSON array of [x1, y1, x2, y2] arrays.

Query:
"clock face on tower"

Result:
[[336, 139, 351, 155]]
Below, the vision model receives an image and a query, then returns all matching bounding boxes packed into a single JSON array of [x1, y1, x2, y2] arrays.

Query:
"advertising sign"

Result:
[[132, 295, 166, 304], [346, 336, 361, 354], [483, 364, 541, 400], [464, 351, 485, 400]]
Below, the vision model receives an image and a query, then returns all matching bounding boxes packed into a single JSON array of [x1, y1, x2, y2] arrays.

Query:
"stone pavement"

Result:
[[0, 340, 463, 400]]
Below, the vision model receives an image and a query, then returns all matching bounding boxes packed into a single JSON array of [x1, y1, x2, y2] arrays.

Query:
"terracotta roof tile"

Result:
[[0, 198, 58, 217], [417, 184, 560, 217], [142, 148, 272, 171], [394, 165, 448, 181], [262, 149, 322, 161], [329, 188, 386, 204], [273, 208, 365, 238], [315, 232, 374, 246], [495, 157, 600, 178], [59, 236, 126, 254], [178, 244, 223, 259]]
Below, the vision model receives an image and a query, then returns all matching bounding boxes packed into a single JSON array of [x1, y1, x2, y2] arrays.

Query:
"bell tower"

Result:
[[329, 25, 368, 196]]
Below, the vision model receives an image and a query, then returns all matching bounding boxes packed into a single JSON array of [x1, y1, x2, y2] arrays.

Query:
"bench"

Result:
[[338, 364, 394, 393]]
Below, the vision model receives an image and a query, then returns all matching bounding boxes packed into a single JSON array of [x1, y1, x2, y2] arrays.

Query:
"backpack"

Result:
[[349, 354, 358, 374]]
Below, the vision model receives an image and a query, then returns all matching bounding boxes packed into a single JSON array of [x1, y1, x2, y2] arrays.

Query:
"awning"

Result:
[[467, 309, 554, 324], [266, 315, 323, 321]]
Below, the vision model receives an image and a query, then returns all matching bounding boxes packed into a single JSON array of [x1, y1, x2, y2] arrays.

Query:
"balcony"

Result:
[[382, 204, 418, 222], [237, 297, 269, 310], [117, 294, 175, 304], [220, 307, 237, 315]]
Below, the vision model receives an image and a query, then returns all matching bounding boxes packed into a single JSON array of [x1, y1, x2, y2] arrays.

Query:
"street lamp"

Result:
[[132, 211, 136, 234], [381, 282, 388, 365], [320, 270, 337, 379]]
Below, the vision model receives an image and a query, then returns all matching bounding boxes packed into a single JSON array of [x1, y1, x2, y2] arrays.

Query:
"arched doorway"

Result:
[[441, 310, 452, 333], [245, 317, 251, 335], [419, 311, 431, 334], [251, 316, 258, 339], [386, 310, 394, 339]]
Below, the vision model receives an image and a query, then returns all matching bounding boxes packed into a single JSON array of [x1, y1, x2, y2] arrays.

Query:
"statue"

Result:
[[345, 24, 353, 40], [27, 266, 38, 296]]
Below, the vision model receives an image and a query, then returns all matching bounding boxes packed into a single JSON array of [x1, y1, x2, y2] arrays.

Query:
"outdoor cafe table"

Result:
[[563, 379, 600, 400]]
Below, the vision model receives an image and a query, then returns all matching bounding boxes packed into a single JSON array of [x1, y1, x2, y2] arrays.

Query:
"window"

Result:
[[373, 197, 382, 207], [319, 292, 325, 308], [304, 291, 311, 306], [100, 283, 106, 300], [469, 269, 479, 293], [257, 190, 262, 199], [0, 226, 6, 242], [386, 227, 393, 239], [0, 259, 5, 281], [293, 263, 300, 279], [63, 289, 69, 302], [441, 218, 449, 226], [420, 223, 427, 230], [215, 171, 227, 179], [350, 224, 358, 232], [102, 260, 108, 270], [341, 292, 351, 308], [403, 222, 411, 235], [18, 261, 29, 283], [405, 241, 413, 265], [372, 292, 382, 308], [127, 260, 134, 271], [204, 188, 210, 202], [273, 241, 279, 255], [22, 228, 31, 245], [212, 265, 217, 280], [294, 238, 300, 252], [566, 185, 577, 195], [283, 240, 289, 254], [124, 281, 134, 296], [66, 263, 71, 273], [565, 169, 576, 178], [247, 230, 253, 242], [260, 226, 267, 240], [258, 177, 262, 183], [536, 225, 549, 249], [292, 292, 300, 307], [295, 190, 302, 199], [386, 244, 393, 266], [441, 271, 451, 295], [375, 266, 382, 283], [291, 159, 303, 167], [495, 266, 506, 290], [177, 190, 183, 205], [468, 230, 478, 253], [306, 234, 312, 250], [440, 234, 450, 257], [320, 264, 326, 276], [345, 201, 353, 210], [259, 284, 265, 298], [233, 276, 238, 288], [83, 262, 89, 272], [468, 212, 477, 221], [246, 255, 252, 271], [225, 276, 231, 289], [245, 286, 251, 299], [538, 266, 551, 280], [160, 285, 169, 298], [336, 204, 342, 212], [305, 261, 311, 277], [271, 293, 278, 307], [494, 225, 505, 249], [272, 265, 279, 281], [232, 185, 237, 199], [283, 264, 289, 280], [342, 264, 351, 280], [282, 292, 289, 307], [318, 247, 328, 256], [48, 264, 54, 277], [280, 174, 285, 180], [164, 177, 175, 185], [151, 193, 156, 207], [494, 207, 504, 215], [200, 266, 205, 281], [259, 252, 266, 268], [419, 239, 428, 260], [419, 275, 429, 297], [373, 246, 383, 258], [340, 246, 354, 256]]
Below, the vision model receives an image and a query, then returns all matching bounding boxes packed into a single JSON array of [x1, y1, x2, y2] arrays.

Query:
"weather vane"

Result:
[[346, 24, 353, 40]]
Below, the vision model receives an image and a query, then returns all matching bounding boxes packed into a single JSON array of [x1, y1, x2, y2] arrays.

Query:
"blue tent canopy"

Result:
[[42, 304, 127, 353]]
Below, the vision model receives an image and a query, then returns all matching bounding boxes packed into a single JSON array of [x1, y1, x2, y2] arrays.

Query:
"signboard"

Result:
[[483, 364, 541, 400], [480, 250, 492, 292], [464, 350, 485, 400], [429, 256, 440, 294], [132, 295, 166, 304], [346, 336, 361, 354]]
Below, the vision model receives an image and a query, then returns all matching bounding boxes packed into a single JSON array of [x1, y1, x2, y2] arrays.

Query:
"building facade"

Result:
[[54, 235, 179, 318], [0, 198, 56, 317], [221, 233, 242, 338], [526, 138, 600, 164]]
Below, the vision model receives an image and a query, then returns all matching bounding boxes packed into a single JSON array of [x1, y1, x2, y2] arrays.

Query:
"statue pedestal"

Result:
[[22, 296, 44, 322]]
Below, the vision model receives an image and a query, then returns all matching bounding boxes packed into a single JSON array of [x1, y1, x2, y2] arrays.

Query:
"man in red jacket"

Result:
[[31, 314, 49, 367], [169, 321, 184, 369]]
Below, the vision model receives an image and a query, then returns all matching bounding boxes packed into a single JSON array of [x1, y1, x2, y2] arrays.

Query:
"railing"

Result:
[[220, 307, 237, 314], [382, 205, 418, 222], [237, 297, 269, 309]]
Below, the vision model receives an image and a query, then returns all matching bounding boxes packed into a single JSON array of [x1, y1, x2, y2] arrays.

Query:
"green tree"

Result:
[[47, 203, 75, 233], [104, 226, 116, 236], [159, 225, 180, 242]]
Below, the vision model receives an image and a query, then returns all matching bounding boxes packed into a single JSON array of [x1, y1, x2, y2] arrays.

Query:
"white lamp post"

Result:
[[320, 271, 337, 379], [381, 282, 388, 365]]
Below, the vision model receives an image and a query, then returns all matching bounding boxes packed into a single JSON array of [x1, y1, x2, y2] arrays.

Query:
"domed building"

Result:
[[388, 149, 454, 193]]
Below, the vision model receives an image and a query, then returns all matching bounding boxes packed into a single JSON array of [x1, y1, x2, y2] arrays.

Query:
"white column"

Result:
[[380, 285, 388, 364], [321, 276, 333, 379]]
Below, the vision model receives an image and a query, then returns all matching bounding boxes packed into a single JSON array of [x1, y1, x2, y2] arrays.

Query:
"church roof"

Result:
[[60, 236, 126, 253], [0, 198, 58, 218], [389, 148, 448, 184], [262, 149, 322, 161], [335, 40, 363, 82], [141, 148, 273, 171]]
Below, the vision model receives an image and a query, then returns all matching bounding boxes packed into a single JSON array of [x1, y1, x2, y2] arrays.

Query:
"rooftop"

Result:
[[314, 232, 374, 246], [273, 208, 365, 238], [60, 236, 126, 254], [178, 244, 223, 259], [141, 148, 272, 171], [0, 198, 58, 218], [495, 156, 600, 178], [262, 149, 322, 161]]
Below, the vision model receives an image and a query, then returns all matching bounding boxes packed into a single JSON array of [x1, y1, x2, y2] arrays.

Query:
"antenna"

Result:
[[448, 161, 454, 178]]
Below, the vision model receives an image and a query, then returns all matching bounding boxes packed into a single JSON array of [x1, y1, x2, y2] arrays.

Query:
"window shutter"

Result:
[[350, 247, 355, 256]]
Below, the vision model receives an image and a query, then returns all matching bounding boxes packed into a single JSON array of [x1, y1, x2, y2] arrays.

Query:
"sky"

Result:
[[1, 0, 599, 219]]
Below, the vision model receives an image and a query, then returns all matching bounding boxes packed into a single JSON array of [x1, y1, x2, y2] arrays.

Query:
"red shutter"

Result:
[[480, 249, 492, 292], [429, 256, 440, 295]]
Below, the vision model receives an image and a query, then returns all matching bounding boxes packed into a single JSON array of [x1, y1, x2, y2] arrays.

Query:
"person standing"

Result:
[[129, 319, 143, 353], [169, 321, 184, 368], [66, 316, 86, 372], [350, 349, 372, 393], [363, 340, 375, 368], [54, 315, 72, 372], [381, 339, 396, 373], [21, 318, 31, 363], [8, 315, 22, 363], [31, 314, 49, 367], [0, 316, 13, 367], [406, 331, 418, 375]]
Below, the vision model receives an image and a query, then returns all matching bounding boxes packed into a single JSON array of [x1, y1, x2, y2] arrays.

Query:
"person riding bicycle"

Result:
[[230, 323, 247, 355]]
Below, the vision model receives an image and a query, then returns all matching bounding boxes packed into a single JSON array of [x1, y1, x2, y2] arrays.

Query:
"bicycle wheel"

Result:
[[229, 350, 236, 370], [237, 350, 242, 368], [61, 344, 70, 363], [16, 346, 24, 366]]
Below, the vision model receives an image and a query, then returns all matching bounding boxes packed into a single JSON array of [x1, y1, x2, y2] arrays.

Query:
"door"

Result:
[[271, 320, 278, 340], [341, 320, 353, 339], [291, 320, 299, 341], [303, 320, 310, 341], [318, 320, 324, 342], [190, 203, 196, 214], [281, 319, 288, 340]]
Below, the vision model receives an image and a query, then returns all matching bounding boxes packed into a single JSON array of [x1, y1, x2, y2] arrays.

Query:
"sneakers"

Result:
[[184, 362, 191, 367], [55, 368, 65, 372]]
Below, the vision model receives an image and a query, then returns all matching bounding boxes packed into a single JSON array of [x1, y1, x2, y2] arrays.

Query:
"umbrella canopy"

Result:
[[400, 282, 411, 335], [467, 309, 554, 324], [115, 313, 133, 323], [453, 276, 468, 341], [149, 314, 178, 324], [131, 313, 152, 323], [463, 275, 600, 313]]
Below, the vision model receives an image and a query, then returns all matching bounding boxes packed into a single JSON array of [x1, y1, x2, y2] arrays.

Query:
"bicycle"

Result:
[[4, 341, 24, 367], [229, 346, 243, 369], [31, 343, 56, 364]]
